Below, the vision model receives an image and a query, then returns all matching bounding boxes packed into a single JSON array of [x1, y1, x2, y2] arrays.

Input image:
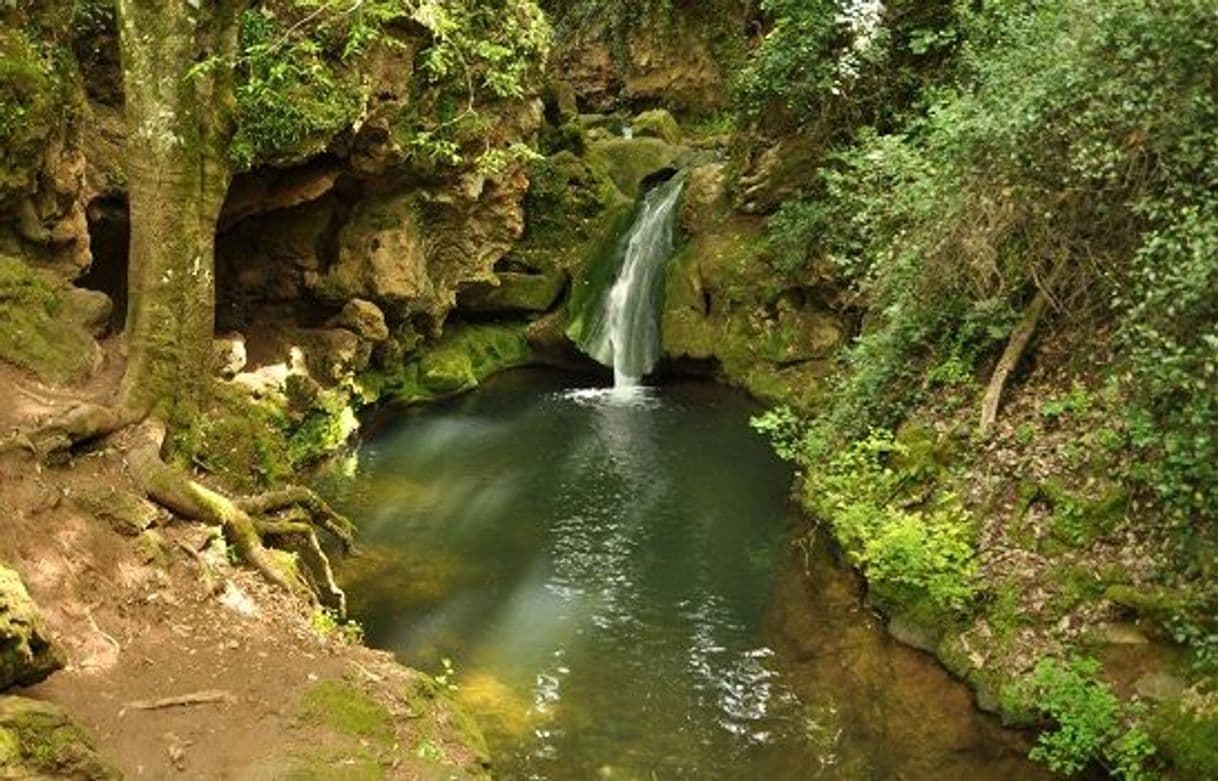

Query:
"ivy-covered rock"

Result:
[[0, 565, 64, 692]]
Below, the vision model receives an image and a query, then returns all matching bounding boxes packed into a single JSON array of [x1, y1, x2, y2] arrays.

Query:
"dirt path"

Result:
[[0, 360, 487, 780]]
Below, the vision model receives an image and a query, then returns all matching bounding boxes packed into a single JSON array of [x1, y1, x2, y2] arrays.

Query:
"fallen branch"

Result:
[[124, 690, 235, 712], [979, 264, 1066, 438]]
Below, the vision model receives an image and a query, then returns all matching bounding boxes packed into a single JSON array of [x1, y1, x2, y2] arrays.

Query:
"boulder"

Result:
[[631, 109, 682, 145], [332, 298, 390, 343], [0, 696, 119, 779], [60, 288, 113, 338], [0, 565, 64, 691], [212, 333, 248, 379], [295, 327, 371, 384], [0, 255, 102, 384], [585, 138, 684, 198]]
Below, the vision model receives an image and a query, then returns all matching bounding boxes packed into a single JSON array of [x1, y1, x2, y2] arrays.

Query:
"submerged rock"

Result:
[[0, 696, 118, 780], [0, 565, 65, 691]]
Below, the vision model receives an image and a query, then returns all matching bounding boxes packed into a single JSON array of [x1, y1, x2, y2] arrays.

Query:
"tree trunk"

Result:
[[114, 0, 243, 423]]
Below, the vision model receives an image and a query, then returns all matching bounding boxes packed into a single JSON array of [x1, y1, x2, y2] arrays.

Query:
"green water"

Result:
[[325, 369, 1047, 780]]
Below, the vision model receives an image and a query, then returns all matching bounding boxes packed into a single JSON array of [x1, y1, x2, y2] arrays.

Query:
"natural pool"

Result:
[[324, 368, 1049, 780]]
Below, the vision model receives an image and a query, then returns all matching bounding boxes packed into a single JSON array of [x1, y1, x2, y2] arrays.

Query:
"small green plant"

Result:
[[749, 405, 806, 462], [1041, 384, 1094, 422], [310, 608, 364, 644], [434, 657, 459, 694], [413, 739, 444, 762], [1012, 656, 1155, 779]]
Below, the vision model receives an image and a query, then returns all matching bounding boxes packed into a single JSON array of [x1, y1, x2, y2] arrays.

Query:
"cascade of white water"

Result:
[[584, 175, 685, 391]]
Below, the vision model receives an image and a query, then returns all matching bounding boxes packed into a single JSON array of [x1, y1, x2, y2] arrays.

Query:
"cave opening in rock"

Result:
[[78, 197, 130, 332]]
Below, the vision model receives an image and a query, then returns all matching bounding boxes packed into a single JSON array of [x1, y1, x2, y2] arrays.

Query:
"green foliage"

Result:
[[1011, 657, 1155, 780], [749, 0, 1218, 535], [229, 6, 364, 168], [755, 419, 979, 613], [0, 26, 64, 195], [748, 405, 803, 462], [1120, 201, 1218, 524], [229, 0, 550, 169], [737, 0, 957, 130]]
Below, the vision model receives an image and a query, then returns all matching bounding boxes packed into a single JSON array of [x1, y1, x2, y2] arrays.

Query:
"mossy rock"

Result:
[[631, 109, 682, 145], [1, 565, 64, 691], [0, 696, 118, 780], [457, 269, 569, 314], [0, 255, 101, 384], [298, 680, 395, 747], [380, 323, 532, 405], [585, 138, 684, 199]]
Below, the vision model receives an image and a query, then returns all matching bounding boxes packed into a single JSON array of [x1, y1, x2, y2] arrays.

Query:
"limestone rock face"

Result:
[[315, 166, 532, 330], [0, 565, 65, 691], [0, 696, 119, 780]]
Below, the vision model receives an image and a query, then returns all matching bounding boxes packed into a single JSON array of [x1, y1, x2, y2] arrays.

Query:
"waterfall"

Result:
[[583, 174, 685, 391]]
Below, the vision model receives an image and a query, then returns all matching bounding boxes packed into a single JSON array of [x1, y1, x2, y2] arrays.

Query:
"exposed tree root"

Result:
[[4, 404, 352, 616], [0, 402, 136, 459], [128, 421, 348, 615]]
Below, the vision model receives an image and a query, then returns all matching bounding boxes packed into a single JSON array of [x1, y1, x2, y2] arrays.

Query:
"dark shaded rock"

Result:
[[295, 328, 371, 383]]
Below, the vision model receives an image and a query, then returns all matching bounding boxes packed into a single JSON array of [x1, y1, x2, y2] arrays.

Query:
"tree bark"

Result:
[[114, 0, 243, 423]]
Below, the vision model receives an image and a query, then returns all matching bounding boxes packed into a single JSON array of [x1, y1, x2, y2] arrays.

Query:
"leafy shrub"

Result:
[[1012, 657, 1155, 780], [752, 415, 979, 613]]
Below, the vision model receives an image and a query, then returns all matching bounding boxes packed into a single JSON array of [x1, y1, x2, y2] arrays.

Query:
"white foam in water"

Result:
[[555, 386, 659, 409]]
